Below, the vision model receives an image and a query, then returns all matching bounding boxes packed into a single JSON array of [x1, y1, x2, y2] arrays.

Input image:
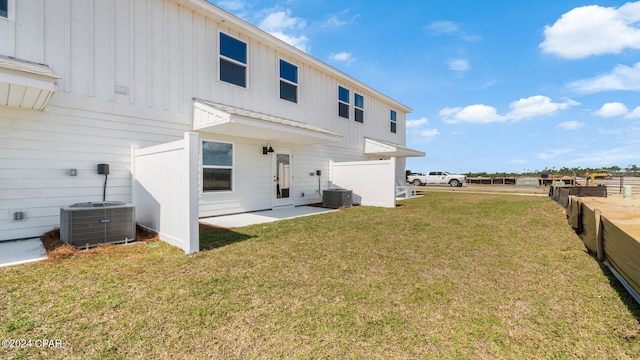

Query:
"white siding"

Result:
[[1, 0, 414, 240], [198, 135, 273, 217]]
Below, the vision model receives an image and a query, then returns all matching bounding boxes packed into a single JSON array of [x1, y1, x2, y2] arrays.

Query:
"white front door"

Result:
[[273, 149, 294, 208]]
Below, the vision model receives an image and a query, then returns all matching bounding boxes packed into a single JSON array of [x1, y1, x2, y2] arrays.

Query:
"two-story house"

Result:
[[0, 0, 423, 252]]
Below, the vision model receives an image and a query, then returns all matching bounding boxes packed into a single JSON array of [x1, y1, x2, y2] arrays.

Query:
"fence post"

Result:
[[595, 209, 604, 262]]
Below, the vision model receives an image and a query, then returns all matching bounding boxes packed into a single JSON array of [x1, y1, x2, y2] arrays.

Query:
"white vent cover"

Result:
[[60, 202, 135, 248]]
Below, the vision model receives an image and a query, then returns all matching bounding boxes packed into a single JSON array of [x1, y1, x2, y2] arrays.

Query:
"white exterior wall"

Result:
[[0, 0, 414, 241]]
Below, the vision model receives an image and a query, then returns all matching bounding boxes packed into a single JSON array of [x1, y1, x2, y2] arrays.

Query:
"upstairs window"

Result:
[[0, 0, 7, 18], [279, 60, 298, 103], [202, 141, 233, 192], [354, 93, 364, 123], [390, 110, 397, 133], [219, 33, 247, 87], [338, 86, 350, 119]]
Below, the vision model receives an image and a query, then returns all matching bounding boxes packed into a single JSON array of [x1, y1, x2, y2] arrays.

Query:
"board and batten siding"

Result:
[[0, 102, 187, 240], [1, 0, 413, 240]]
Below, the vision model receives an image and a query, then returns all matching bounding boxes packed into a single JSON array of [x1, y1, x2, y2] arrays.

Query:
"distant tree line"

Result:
[[464, 165, 640, 178], [407, 165, 640, 179]]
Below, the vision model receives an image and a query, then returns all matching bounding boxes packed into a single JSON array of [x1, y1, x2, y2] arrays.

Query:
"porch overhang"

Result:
[[364, 137, 425, 158], [193, 99, 342, 145], [0, 56, 59, 111]]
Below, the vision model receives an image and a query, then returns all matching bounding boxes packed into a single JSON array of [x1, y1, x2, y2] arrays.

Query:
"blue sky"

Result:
[[213, 0, 640, 174]]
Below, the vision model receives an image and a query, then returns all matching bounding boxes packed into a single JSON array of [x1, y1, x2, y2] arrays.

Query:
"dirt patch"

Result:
[[576, 194, 640, 238], [41, 225, 160, 262]]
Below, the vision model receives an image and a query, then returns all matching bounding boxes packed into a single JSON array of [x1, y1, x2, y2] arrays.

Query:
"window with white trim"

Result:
[[354, 93, 364, 123], [202, 141, 233, 192], [338, 86, 349, 119], [279, 59, 298, 103], [219, 33, 247, 87], [390, 110, 397, 133], [0, 0, 7, 18]]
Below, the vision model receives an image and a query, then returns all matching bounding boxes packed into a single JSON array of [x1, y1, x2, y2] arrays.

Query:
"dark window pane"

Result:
[[203, 141, 232, 166], [339, 103, 349, 118], [203, 168, 232, 191], [354, 93, 364, 108], [0, 0, 6, 18], [279, 60, 297, 83], [220, 59, 246, 87], [338, 86, 349, 103], [220, 33, 246, 64], [390, 121, 397, 133], [355, 108, 364, 123], [390, 110, 397, 121], [280, 81, 297, 103]]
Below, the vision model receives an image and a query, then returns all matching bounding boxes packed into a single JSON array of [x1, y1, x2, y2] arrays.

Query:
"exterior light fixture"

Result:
[[262, 143, 274, 155]]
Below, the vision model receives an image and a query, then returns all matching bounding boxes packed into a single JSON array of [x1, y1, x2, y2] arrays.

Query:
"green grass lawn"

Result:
[[2, 192, 640, 359]]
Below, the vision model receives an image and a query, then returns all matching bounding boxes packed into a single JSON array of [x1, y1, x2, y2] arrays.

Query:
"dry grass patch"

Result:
[[2, 192, 640, 359]]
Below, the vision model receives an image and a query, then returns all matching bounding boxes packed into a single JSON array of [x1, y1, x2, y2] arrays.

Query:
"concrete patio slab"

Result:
[[0, 238, 47, 268], [200, 206, 337, 228]]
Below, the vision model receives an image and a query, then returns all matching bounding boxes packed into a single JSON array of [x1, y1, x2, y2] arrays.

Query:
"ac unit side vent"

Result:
[[60, 202, 136, 248]]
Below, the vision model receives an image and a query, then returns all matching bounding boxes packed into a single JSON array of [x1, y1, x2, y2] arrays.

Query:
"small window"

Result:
[[338, 86, 349, 119], [279, 60, 298, 103], [202, 141, 233, 192], [354, 93, 364, 123], [0, 0, 7, 18], [390, 109, 397, 133], [219, 33, 247, 87]]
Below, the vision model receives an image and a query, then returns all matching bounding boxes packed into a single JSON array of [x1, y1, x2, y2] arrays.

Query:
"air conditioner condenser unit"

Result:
[[60, 201, 136, 248]]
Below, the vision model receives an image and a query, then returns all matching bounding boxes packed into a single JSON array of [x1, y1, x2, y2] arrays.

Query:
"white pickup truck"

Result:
[[407, 171, 466, 187]]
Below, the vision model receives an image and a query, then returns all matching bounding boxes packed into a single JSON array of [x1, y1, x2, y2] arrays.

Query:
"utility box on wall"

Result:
[[322, 189, 353, 209]]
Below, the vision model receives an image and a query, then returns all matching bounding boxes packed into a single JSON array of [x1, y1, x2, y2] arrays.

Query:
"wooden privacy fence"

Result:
[[467, 176, 640, 193], [558, 194, 640, 304]]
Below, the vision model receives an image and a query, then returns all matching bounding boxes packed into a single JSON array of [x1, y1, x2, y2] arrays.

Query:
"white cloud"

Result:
[[425, 21, 480, 41], [570, 147, 639, 165], [446, 59, 470, 72], [426, 21, 460, 35], [540, 2, 640, 59], [323, 15, 345, 28], [506, 96, 578, 120], [440, 105, 502, 124], [420, 128, 440, 139], [321, 9, 358, 28], [627, 106, 640, 118], [406, 117, 439, 142], [270, 32, 310, 52], [259, 10, 306, 32], [329, 51, 355, 64], [258, 10, 310, 52], [406, 117, 429, 128], [557, 120, 585, 130], [568, 62, 640, 93], [594, 102, 628, 117], [440, 96, 577, 124], [536, 148, 574, 160]]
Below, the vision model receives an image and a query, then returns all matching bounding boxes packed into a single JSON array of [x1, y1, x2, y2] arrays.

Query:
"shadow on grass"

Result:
[[585, 250, 640, 323], [199, 223, 254, 251]]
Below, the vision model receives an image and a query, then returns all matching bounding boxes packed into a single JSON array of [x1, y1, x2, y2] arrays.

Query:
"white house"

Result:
[[0, 0, 424, 252]]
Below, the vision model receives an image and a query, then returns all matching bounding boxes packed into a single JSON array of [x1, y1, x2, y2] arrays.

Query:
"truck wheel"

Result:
[[412, 179, 422, 186], [449, 179, 460, 187]]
